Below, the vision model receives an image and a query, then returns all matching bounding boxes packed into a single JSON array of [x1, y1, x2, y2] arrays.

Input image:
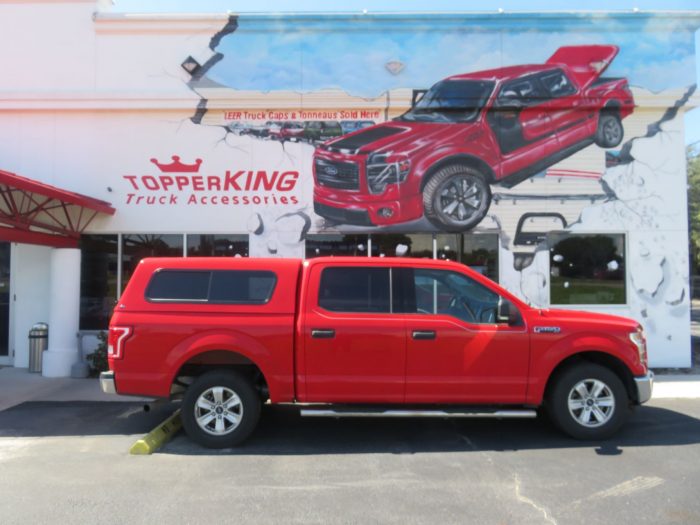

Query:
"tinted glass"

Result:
[[187, 234, 248, 257], [146, 271, 210, 301], [122, 234, 183, 292], [540, 70, 576, 98], [497, 76, 546, 106], [80, 235, 118, 329], [371, 234, 433, 258], [409, 268, 499, 324], [306, 234, 369, 258], [209, 271, 276, 303], [319, 267, 390, 313], [549, 233, 626, 305], [401, 80, 494, 123]]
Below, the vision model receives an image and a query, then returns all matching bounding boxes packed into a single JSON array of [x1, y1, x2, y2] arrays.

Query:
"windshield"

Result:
[[399, 80, 494, 123]]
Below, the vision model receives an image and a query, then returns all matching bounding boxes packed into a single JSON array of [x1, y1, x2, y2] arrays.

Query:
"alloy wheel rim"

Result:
[[567, 379, 615, 428], [194, 386, 243, 436], [436, 175, 485, 224], [603, 119, 621, 144]]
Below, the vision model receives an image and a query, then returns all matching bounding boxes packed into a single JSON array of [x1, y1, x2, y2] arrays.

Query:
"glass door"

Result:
[[0, 242, 10, 365]]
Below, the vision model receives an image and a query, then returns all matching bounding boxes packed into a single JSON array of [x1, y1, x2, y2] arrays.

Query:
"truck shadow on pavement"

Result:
[[0, 401, 177, 437], [1, 400, 698, 456], [162, 401, 700, 456]]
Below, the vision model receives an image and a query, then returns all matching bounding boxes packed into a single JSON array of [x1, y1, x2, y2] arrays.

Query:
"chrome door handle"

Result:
[[311, 329, 335, 339], [412, 330, 436, 340]]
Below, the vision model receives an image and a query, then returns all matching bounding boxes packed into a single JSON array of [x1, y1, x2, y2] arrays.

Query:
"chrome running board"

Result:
[[299, 408, 537, 419]]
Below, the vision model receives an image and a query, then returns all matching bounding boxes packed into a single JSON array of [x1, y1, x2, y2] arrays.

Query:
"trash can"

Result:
[[28, 323, 48, 373]]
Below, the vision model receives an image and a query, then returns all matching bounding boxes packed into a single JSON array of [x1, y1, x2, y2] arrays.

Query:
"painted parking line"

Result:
[[129, 409, 182, 455]]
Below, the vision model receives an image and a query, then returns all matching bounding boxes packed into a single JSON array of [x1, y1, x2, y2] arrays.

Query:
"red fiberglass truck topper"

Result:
[[101, 257, 653, 448], [313, 45, 635, 231]]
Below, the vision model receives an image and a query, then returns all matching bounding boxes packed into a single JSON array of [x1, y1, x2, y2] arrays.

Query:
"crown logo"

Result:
[[150, 155, 202, 173]]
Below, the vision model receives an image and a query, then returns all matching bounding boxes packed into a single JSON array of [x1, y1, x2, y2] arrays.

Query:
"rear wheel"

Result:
[[181, 370, 261, 448], [595, 112, 623, 148], [422, 164, 491, 232], [546, 363, 629, 440]]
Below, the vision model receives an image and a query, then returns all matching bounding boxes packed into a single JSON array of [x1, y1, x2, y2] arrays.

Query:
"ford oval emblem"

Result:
[[324, 165, 339, 176]]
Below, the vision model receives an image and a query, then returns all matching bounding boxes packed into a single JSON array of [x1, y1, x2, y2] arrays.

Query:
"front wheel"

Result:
[[595, 112, 624, 148], [422, 165, 491, 232], [546, 363, 630, 440], [181, 370, 261, 448]]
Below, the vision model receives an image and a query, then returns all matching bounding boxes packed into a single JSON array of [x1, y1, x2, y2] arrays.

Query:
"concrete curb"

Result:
[[129, 409, 182, 455], [652, 374, 700, 399]]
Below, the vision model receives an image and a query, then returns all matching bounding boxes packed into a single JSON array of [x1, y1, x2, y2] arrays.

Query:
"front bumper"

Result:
[[634, 371, 654, 404], [100, 371, 117, 395]]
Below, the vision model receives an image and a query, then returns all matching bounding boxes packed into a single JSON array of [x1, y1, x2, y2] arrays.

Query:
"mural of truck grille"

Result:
[[314, 159, 360, 190]]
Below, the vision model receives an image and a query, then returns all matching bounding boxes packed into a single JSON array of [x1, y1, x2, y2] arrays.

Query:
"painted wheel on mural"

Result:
[[423, 164, 491, 232], [595, 112, 624, 148], [546, 363, 630, 440]]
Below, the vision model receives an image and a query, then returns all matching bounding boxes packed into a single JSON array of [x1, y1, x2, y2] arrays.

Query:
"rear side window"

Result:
[[318, 267, 390, 313], [146, 269, 276, 304]]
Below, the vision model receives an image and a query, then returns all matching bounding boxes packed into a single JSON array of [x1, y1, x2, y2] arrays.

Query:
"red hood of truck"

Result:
[[532, 307, 639, 331], [321, 120, 481, 157]]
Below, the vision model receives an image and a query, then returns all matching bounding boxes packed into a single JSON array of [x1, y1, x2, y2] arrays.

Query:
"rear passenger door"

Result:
[[301, 265, 406, 403]]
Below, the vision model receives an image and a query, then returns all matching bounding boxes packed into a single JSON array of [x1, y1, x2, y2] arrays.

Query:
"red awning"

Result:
[[0, 169, 116, 248]]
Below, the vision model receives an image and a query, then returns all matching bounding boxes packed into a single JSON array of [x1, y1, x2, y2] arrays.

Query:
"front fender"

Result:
[[526, 331, 638, 405]]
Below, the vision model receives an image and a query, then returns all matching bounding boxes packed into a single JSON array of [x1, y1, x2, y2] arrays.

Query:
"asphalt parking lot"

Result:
[[1, 398, 700, 524]]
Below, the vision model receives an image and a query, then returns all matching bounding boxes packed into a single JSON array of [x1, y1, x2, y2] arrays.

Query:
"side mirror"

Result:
[[497, 297, 518, 325]]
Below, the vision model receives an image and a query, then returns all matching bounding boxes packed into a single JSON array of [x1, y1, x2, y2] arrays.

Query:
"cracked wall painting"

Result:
[[118, 14, 698, 366]]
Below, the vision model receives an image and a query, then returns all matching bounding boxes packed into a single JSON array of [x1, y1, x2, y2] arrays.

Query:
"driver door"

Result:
[[399, 267, 529, 404]]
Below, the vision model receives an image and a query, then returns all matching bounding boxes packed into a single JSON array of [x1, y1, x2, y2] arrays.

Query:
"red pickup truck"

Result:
[[101, 256, 652, 448], [313, 45, 634, 231]]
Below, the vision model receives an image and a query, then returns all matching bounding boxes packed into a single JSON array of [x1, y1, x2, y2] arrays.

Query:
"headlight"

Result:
[[366, 153, 411, 194], [629, 328, 647, 368]]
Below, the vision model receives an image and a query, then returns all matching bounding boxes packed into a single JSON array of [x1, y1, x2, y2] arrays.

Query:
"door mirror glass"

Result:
[[497, 297, 519, 325]]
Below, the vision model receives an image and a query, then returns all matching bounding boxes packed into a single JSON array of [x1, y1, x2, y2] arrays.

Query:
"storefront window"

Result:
[[435, 233, 499, 282], [79, 235, 118, 330], [461, 233, 499, 282], [187, 235, 248, 257], [549, 233, 626, 305], [122, 234, 183, 292], [305, 234, 369, 258], [370, 234, 433, 258]]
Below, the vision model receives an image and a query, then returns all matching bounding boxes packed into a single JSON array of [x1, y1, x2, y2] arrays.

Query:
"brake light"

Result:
[[108, 326, 132, 360]]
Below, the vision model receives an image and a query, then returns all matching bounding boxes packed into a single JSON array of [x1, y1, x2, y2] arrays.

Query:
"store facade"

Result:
[[0, 0, 698, 373]]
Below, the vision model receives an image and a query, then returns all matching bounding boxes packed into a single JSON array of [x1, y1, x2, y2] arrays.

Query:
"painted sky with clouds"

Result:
[[206, 13, 699, 96]]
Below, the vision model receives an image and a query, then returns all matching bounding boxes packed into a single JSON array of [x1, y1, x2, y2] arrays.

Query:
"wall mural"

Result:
[[120, 13, 699, 366]]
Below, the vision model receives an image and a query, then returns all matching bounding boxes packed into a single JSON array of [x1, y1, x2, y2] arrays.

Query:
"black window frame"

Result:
[[145, 269, 277, 305]]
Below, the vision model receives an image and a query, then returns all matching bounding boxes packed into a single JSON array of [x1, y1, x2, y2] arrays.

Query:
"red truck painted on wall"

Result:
[[101, 256, 653, 448], [313, 45, 634, 231]]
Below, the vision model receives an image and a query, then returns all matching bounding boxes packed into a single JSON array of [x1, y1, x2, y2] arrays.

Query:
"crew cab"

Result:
[[313, 45, 634, 231], [101, 256, 652, 448]]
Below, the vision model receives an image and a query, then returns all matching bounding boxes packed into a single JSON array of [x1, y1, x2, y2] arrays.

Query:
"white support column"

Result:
[[42, 248, 81, 377]]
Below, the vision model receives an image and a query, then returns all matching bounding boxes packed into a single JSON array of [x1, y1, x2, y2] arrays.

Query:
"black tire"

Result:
[[546, 363, 630, 440], [422, 164, 491, 232], [181, 370, 261, 448], [594, 112, 624, 148]]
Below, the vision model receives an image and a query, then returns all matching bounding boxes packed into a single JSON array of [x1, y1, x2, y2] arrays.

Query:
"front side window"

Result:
[[318, 267, 390, 313], [539, 70, 576, 98], [549, 233, 626, 305], [406, 268, 500, 324], [497, 76, 547, 107]]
